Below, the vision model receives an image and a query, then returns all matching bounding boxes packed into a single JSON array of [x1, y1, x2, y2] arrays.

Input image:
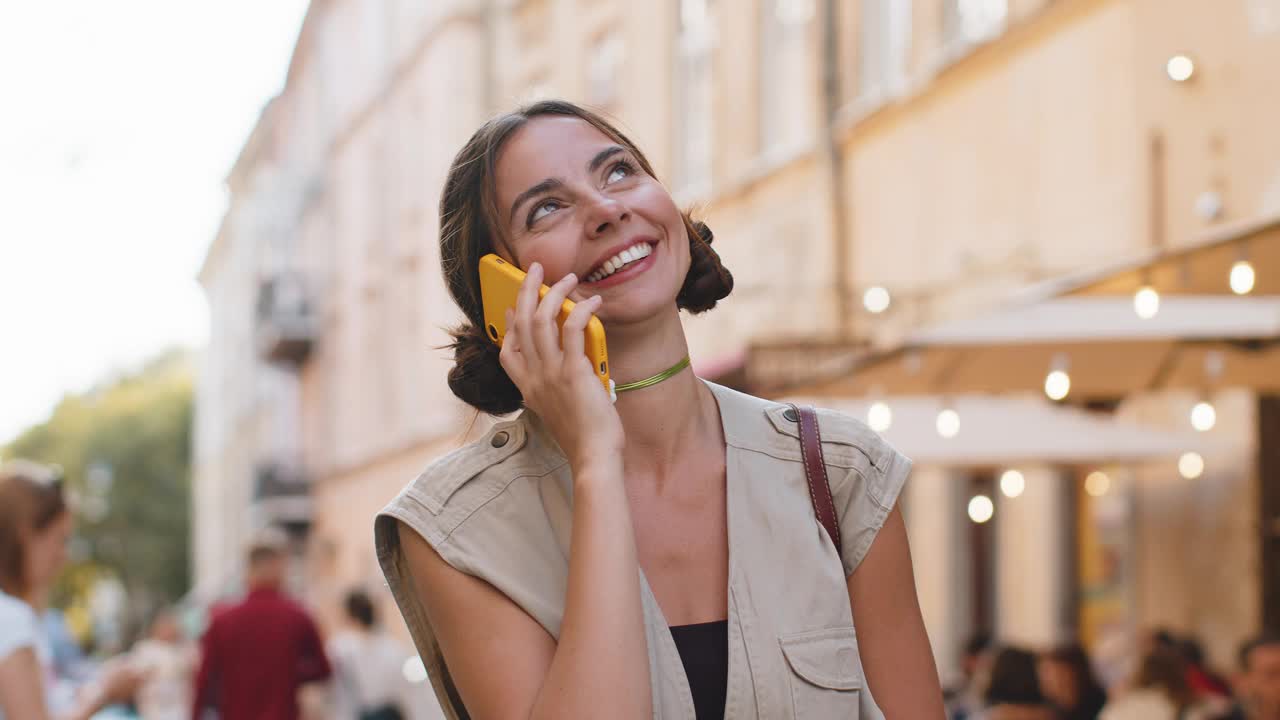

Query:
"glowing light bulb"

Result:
[[863, 286, 891, 314], [1166, 55, 1195, 82], [1045, 370, 1071, 401], [1230, 260, 1256, 295], [1190, 401, 1216, 432], [968, 494, 994, 524], [867, 401, 892, 432], [1000, 470, 1025, 498], [1085, 471, 1111, 497], [1134, 286, 1160, 319], [936, 408, 960, 438], [1178, 452, 1204, 479]]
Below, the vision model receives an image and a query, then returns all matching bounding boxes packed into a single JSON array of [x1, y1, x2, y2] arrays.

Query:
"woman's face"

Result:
[[493, 116, 691, 326], [25, 510, 72, 594]]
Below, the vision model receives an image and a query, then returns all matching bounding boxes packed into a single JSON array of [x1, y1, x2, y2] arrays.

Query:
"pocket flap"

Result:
[[779, 627, 863, 691]]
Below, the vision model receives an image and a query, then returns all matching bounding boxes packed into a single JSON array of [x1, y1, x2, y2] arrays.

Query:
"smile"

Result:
[[585, 242, 655, 284]]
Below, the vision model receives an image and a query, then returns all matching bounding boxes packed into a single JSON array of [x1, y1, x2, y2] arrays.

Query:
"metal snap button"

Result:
[[782, 408, 798, 422], [491, 431, 510, 448]]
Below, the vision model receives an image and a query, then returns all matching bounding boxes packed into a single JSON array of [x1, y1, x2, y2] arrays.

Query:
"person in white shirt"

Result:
[[328, 588, 441, 720], [0, 460, 139, 720], [128, 608, 195, 720]]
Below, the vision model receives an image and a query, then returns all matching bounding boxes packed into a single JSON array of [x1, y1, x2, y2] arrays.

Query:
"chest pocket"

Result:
[[779, 627, 863, 719]]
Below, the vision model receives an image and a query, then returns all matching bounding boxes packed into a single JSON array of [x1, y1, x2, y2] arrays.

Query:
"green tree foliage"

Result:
[[3, 349, 193, 643]]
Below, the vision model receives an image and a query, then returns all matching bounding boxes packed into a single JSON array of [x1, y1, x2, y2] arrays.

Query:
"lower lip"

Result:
[[584, 244, 657, 289]]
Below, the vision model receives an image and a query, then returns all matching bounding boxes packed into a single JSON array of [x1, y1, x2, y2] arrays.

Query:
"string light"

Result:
[[936, 406, 960, 438], [863, 286, 891, 314], [1190, 400, 1216, 432], [1230, 260, 1256, 295], [1000, 470, 1026, 498], [1134, 285, 1160, 319], [968, 495, 994, 524], [1166, 55, 1195, 82], [1085, 471, 1111, 497], [867, 401, 892, 432], [1178, 452, 1205, 479]]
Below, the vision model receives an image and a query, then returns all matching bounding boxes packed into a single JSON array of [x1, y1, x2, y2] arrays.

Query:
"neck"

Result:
[[606, 309, 721, 477]]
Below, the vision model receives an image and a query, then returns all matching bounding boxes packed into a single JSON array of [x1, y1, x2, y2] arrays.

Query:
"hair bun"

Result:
[[447, 325, 524, 415], [677, 218, 734, 313]]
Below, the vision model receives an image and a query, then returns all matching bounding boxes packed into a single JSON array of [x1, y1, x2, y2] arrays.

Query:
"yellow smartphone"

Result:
[[479, 253, 612, 394]]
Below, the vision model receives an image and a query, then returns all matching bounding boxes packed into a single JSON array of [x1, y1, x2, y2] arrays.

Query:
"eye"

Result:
[[605, 159, 636, 185], [528, 199, 562, 225]]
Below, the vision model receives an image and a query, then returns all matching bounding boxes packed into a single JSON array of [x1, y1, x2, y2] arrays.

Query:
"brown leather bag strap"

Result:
[[788, 403, 842, 562]]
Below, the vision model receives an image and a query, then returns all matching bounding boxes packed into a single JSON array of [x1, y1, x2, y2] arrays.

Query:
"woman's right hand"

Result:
[[498, 262, 624, 471]]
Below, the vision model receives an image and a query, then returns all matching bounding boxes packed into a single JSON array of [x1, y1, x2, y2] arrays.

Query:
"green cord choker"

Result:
[[613, 355, 692, 394]]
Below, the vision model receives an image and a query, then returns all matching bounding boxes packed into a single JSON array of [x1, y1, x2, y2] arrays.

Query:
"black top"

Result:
[[669, 620, 728, 720]]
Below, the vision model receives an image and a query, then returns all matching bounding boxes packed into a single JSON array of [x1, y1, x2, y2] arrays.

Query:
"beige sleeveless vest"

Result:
[[375, 381, 911, 719]]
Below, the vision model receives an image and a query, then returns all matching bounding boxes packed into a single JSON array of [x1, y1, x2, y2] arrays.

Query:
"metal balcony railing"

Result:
[[255, 273, 317, 365]]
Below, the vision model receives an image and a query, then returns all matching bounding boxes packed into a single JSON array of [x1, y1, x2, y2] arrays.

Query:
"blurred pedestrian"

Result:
[[1221, 631, 1280, 720], [1100, 646, 1214, 720], [1039, 643, 1108, 720], [191, 526, 331, 720], [128, 608, 194, 720], [949, 632, 995, 720], [977, 646, 1055, 720], [329, 588, 437, 720], [0, 459, 141, 719], [1179, 636, 1233, 701]]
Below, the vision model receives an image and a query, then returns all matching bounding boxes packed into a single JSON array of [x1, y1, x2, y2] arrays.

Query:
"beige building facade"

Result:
[[196, 0, 1280, 685]]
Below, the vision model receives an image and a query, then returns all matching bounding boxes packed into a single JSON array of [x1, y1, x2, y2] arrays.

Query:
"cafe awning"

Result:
[[1022, 213, 1280, 299], [780, 394, 1225, 466], [798, 296, 1280, 398]]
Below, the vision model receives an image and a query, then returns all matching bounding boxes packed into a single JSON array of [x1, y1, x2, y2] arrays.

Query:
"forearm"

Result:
[[848, 507, 945, 718], [530, 461, 651, 720]]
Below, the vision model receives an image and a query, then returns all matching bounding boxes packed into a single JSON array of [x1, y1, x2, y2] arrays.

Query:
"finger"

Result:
[[561, 295, 601, 370], [498, 309, 526, 380], [532, 271, 577, 365], [513, 262, 543, 362]]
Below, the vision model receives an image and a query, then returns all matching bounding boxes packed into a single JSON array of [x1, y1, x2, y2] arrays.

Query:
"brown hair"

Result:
[[1133, 647, 1195, 710], [0, 460, 68, 597], [439, 99, 733, 415]]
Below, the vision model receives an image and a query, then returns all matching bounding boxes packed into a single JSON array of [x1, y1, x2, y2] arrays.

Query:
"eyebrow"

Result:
[[507, 145, 628, 225]]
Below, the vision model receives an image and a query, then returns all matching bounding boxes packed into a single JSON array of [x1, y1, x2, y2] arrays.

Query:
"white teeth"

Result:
[[588, 243, 653, 282]]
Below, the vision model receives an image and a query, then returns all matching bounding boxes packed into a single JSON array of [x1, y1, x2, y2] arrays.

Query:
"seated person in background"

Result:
[[1222, 631, 1280, 720], [978, 646, 1055, 720]]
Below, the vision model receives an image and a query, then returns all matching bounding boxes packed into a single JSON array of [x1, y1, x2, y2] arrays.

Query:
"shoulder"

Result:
[[0, 592, 36, 626], [711, 382, 907, 477], [0, 593, 39, 661], [377, 412, 566, 548]]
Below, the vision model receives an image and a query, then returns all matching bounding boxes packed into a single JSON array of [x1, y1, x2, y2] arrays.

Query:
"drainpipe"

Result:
[[820, 0, 854, 341], [481, 0, 498, 115]]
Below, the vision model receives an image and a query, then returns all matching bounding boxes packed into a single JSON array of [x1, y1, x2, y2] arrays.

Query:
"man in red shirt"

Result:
[[193, 528, 332, 719]]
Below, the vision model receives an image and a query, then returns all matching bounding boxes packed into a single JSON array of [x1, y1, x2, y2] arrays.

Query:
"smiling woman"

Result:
[[374, 100, 943, 720], [438, 102, 730, 416]]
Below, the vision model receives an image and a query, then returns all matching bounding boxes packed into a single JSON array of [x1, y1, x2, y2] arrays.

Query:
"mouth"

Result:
[[583, 239, 657, 286]]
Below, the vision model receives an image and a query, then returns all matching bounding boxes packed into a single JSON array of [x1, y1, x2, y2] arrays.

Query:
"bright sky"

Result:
[[0, 1, 310, 444]]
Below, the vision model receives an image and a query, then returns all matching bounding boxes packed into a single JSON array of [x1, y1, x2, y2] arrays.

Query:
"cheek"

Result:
[[515, 231, 580, 280]]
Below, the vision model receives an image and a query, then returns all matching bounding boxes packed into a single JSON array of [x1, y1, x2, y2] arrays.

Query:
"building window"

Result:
[[858, 0, 912, 99], [942, 0, 1008, 49], [759, 0, 815, 153], [676, 0, 716, 191], [587, 31, 625, 111]]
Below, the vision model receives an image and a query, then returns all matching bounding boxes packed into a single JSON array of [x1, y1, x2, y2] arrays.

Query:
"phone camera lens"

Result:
[[599, 361, 607, 374], [487, 324, 499, 340]]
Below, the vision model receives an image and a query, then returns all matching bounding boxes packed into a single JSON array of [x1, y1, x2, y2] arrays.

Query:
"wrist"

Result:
[[571, 454, 623, 483]]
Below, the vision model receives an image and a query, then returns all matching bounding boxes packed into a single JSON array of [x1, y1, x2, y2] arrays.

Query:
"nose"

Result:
[[584, 193, 629, 239]]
